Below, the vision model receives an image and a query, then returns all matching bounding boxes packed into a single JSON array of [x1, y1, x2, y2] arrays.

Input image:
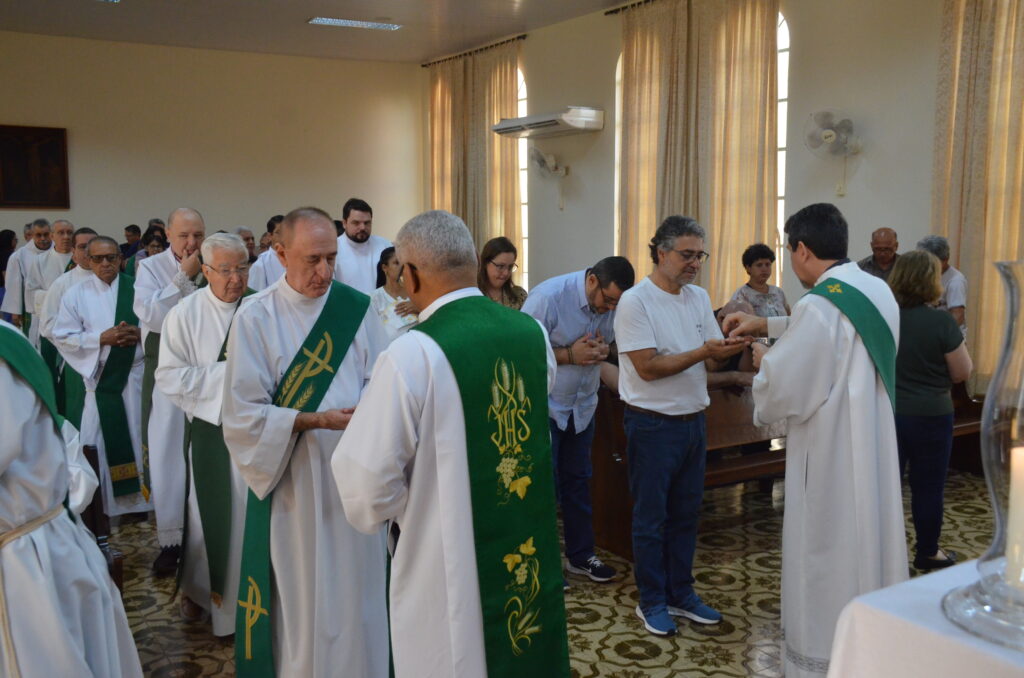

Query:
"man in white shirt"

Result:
[[613, 216, 748, 637], [917, 235, 967, 336], [247, 215, 285, 291], [134, 207, 206, 576], [1, 218, 52, 347], [28, 219, 74, 382], [336, 198, 391, 294]]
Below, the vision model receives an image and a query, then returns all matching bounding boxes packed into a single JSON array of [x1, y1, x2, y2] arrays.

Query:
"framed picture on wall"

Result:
[[0, 125, 70, 208]]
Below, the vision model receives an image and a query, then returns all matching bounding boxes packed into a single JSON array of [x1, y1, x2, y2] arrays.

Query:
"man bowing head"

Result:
[[221, 207, 389, 678], [333, 210, 570, 678]]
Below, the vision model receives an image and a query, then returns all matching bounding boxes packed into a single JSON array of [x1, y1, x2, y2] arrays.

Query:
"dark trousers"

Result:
[[895, 412, 954, 557], [550, 415, 597, 564], [624, 409, 706, 614]]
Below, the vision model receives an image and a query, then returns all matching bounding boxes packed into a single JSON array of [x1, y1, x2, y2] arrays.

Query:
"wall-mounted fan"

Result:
[[529, 146, 568, 210], [802, 109, 863, 196]]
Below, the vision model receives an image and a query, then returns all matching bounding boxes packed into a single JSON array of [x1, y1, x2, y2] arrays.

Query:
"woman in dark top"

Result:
[[889, 250, 973, 571], [477, 236, 528, 310]]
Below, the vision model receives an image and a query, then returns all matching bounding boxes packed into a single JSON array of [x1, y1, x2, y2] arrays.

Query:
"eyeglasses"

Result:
[[597, 286, 620, 307], [489, 261, 518, 273], [672, 249, 710, 263], [88, 254, 120, 264], [207, 264, 250, 277]]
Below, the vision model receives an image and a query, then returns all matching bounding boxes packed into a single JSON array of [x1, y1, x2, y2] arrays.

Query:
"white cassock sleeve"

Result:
[[61, 419, 99, 514], [51, 289, 105, 381], [221, 312, 301, 500], [133, 257, 183, 332], [752, 299, 835, 427], [38, 277, 66, 341], [0, 252, 25, 315], [24, 255, 45, 315], [155, 304, 227, 424]]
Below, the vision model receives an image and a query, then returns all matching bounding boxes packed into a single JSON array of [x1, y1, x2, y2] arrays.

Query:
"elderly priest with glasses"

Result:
[[333, 210, 569, 678]]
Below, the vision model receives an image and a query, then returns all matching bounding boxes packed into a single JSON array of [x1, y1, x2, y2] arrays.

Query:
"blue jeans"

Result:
[[895, 412, 954, 557], [624, 409, 707, 613], [550, 415, 596, 564]]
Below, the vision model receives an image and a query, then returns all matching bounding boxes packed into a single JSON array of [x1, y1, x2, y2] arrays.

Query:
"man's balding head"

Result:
[[166, 207, 205, 259], [278, 207, 338, 298], [870, 227, 898, 269]]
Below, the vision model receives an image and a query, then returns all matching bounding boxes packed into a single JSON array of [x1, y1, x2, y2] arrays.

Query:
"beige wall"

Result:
[[0, 31, 425, 242], [520, 1, 943, 302]]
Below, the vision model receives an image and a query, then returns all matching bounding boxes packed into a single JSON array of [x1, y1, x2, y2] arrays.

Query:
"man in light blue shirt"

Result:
[[522, 256, 635, 584]]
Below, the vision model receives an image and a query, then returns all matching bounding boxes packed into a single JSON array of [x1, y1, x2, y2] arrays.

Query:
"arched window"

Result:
[[776, 13, 790, 283], [517, 68, 530, 289]]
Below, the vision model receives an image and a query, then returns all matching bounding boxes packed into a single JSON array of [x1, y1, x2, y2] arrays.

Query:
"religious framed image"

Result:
[[0, 125, 70, 208]]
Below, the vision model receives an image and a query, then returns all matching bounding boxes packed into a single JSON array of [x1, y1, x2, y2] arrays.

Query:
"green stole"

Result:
[[124, 255, 136, 277], [807, 277, 897, 408], [414, 296, 570, 678], [185, 289, 255, 603], [0, 324, 63, 428], [140, 330, 159, 501], [94, 273, 143, 496], [62, 365, 86, 429], [235, 282, 369, 678], [39, 337, 61, 395]]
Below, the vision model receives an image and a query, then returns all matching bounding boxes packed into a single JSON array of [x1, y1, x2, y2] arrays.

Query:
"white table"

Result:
[[828, 561, 1024, 677]]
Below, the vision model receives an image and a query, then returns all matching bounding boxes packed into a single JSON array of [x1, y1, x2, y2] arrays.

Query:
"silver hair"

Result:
[[395, 210, 477, 273], [51, 219, 74, 230], [916, 235, 950, 262], [233, 226, 253, 236], [200, 232, 247, 262]]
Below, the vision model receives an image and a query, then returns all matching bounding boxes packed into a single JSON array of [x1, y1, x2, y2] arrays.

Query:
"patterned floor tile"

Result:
[[112, 469, 992, 677]]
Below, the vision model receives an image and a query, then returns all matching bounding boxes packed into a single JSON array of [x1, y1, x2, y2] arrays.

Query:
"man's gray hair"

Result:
[[51, 219, 74, 230], [395, 210, 477, 273], [233, 226, 253, 236], [649, 215, 705, 265], [916, 235, 950, 262], [200, 232, 247, 262]]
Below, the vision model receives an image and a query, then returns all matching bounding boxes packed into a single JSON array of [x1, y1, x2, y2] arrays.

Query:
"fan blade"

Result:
[[806, 130, 825, 149], [813, 110, 835, 129], [834, 119, 854, 135]]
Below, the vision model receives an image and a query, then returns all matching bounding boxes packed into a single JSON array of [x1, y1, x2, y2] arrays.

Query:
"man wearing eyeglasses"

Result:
[[134, 207, 206, 577], [156, 232, 254, 630], [614, 216, 749, 637], [52, 236, 151, 520], [521, 256, 635, 587]]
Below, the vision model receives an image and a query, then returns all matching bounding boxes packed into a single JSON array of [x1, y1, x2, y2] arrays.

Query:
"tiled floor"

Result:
[[115, 469, 994, 677]]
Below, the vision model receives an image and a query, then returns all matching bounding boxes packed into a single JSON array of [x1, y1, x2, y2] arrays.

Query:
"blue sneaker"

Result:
[[635, 605, 677, 636], [668, 596, 722, 625]]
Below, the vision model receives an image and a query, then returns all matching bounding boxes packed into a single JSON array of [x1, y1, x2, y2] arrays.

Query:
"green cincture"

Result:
[[234, 282, 369, 678], [94, 274, 143, 497], [807, 277, 897, 408], [415, 296, 570, 678]]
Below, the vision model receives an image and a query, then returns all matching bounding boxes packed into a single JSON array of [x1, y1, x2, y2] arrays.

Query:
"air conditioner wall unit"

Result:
[[492, 106, 604, 138]]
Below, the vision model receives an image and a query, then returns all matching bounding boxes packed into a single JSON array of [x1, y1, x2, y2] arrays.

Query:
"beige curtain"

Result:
[[933, 0, 1024, 390], [618, 0, 778, 306], [428, 42, 521, 247]]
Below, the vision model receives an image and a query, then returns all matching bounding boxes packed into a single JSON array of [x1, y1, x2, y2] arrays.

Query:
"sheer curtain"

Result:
[[428, 41, 521, 247], [618, 0, 778, 305], [933, 0, 1024, 389]]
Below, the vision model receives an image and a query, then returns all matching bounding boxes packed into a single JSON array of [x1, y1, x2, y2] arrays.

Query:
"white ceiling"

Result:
[[0, 0, 624, 63]]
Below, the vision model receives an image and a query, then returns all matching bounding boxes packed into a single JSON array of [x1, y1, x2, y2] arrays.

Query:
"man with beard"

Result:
[[335, 198, 391, 294]]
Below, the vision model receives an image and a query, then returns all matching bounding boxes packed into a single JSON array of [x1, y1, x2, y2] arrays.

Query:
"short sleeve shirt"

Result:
[[614, 277, 722, 415], [895, 304, 964, 416], [730, 284, 789, 318]]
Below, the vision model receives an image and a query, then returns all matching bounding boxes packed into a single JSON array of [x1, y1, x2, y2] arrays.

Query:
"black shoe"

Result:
[[914, 549, 958, 571], [567, 555, 617, 582], [152, 544, 181, 577]]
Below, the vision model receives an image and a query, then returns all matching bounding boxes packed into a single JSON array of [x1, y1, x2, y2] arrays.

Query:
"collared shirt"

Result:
[[857, 253, 899, 282], [521, 270, 615, 432]]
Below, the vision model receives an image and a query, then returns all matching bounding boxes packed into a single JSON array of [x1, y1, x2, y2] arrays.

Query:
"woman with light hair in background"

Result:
[[888, 249, 973, 571], [478, 236, 527, 310]]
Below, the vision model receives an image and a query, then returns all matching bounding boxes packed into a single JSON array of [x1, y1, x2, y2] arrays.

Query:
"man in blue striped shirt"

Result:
[[522, 256, 635, 584]]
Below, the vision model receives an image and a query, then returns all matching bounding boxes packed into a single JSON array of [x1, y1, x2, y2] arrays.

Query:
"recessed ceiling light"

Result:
[[308, 17, 402, 31], [96, 0, 121, 3]]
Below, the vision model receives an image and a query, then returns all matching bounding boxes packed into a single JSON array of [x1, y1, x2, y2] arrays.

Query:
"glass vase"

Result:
[[943, 260, 1024, 649]]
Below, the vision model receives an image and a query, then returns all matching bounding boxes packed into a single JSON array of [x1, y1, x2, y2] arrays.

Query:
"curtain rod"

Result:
[[605, 0, 656, 15], [421, 34, 527, 68]]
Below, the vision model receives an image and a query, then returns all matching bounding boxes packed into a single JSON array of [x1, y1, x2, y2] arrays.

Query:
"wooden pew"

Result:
[[590, 384, 785, 560]]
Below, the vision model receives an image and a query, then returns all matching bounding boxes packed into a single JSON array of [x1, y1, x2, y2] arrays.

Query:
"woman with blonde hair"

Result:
[[478, 236, 527, 310], [888, 249, 973, 570]]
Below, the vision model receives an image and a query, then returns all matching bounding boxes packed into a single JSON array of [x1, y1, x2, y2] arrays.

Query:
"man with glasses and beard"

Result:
[[614, 216, 749, 637]]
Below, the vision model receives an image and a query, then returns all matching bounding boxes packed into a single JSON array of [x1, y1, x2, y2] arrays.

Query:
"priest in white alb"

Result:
[[725, 203, 907, 678], [334, 198, 391, 294], [0, 218, 52, 348], [333, 211, 570, 678], [27, 219, 74, 386], [222, 207, 389, 677], [0, 318, 143, 678], [134, 207, 206, 575], [156, 232, 253, 633], [52, 236, 150, 518]]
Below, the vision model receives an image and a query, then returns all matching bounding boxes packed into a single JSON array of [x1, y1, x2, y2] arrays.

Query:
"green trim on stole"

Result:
[[40, 337, 62, 395], [124, 255, 136, 278], [0, 324, 64, 428], [186, 289, 255, 601], [414, 296, 571, 678], [94, 273, 143, 497], [807, 277, 897, 408], [235, 282, 369, 678], [62, 366, 86, 429], [140, 330, 159, 502]]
